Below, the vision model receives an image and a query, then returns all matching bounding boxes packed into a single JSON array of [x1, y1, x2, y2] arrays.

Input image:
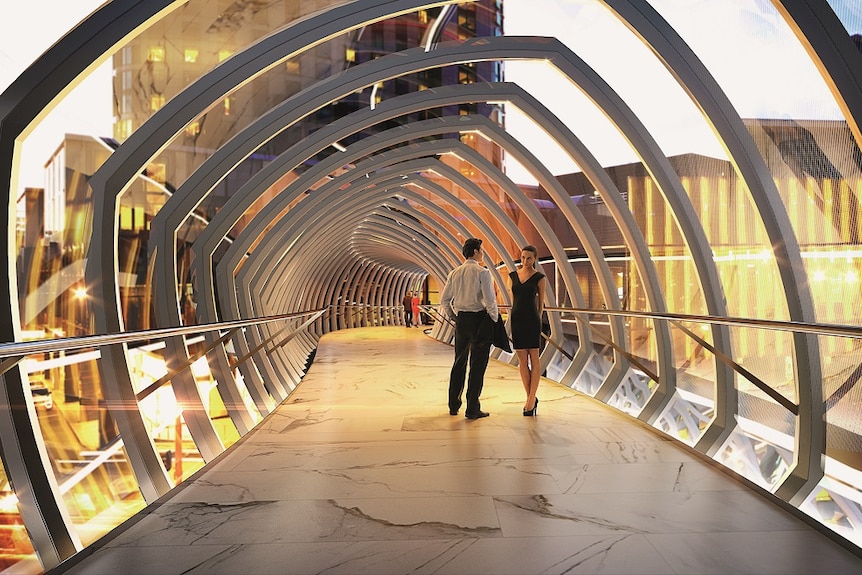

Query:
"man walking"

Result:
[[402, 291, 413, 327], [439, 238, 499, 419]]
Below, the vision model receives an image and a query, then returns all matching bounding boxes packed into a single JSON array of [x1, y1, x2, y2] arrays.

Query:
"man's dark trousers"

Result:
[[448, 311, 493, 415]]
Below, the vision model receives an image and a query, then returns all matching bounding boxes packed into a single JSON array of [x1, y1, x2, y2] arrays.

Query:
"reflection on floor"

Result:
[[54, 326, 862, 574]]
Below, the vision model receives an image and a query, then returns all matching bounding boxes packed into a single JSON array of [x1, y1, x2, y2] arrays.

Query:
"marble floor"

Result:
[[53, 327, 862, 574]]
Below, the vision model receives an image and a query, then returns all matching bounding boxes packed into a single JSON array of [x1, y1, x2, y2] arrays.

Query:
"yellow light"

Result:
[[845, 271, 858, 283], [148, 47, 165, 62], [74, 287, 87, 300], [813, 270, 826, 282]]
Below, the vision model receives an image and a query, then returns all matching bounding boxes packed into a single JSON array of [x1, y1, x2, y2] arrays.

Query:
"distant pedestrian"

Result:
[[412, 292, 422, 326], [403, 291, 413, 327]]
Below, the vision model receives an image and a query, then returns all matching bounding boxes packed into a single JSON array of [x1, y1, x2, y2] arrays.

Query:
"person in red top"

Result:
[[411, 292, 422, 327]]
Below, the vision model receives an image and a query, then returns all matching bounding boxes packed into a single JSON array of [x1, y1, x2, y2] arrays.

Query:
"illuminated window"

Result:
[[115, 119, 133, 141], [459, 64, 476, 85], [119, 205, 133, 230], [185, 121, 200, 137], [224, 97, 231, 115], [184, 49, 198, 63], [148, 46, 165, 62], [345, 48, 355, 63], [285, 60, 300, 74], [218, 49, 233, 62], [418, 10, 428, 24], [135, 207, 145, 231], [150, 94, 165, 111], [147, 163, 166, 184], [458, 11, 476, 32]]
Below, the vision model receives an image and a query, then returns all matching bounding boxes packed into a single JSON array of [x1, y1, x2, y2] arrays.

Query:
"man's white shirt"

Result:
[[439, 259, 499, 321]]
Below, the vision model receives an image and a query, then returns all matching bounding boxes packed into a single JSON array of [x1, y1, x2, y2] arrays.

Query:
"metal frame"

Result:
[[0, 0, 859, 567]]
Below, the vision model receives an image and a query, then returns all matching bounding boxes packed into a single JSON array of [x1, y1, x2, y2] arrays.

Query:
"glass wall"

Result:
[[5, 0, 862, 569]]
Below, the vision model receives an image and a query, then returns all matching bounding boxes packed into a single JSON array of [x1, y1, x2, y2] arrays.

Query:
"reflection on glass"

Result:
[[0, 469, 36, 569], [23, 351, 146, 546], [186, 338, 240, 448]]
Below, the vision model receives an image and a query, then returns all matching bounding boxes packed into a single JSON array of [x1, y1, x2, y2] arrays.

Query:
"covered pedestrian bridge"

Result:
[[2, 1, 862, 572]]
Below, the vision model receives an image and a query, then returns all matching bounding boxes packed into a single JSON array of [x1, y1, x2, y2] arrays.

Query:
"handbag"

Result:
[[493, 315, 511, 352]]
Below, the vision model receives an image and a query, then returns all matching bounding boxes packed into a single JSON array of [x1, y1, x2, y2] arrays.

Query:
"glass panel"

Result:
[[0, 469, 36, 569], [134, 376, 204, 484], [827, 0, 862, 37], [803, 329, 862, 545], [22, 351, 146, 546], [186, 336, 240, 448]]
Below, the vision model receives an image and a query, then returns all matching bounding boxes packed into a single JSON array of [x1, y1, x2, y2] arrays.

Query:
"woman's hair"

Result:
[[521, 245, 538, 268]]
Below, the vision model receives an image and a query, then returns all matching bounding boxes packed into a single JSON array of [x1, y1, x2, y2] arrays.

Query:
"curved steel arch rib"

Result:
[[603, 0, 822, 501], [257, 200, 460, 319], [149, 36, 731, 417], [85, 0, 467, 496], [0, 1, 185, 560], [244, 201, 455, 385], [189, 88, 663, 406], [772, 0, 862, 151], [219, 136, 590, 389], [227, 172, 463, 395]]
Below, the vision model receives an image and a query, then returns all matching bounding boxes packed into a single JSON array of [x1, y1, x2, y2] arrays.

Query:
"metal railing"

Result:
[[429, 303, 862, 551], [0, 307, 328, 573]]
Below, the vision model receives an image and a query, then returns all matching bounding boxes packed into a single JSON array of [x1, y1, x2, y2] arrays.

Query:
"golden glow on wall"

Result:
[[150, 94, 165, 111], [148, 46, 165, 62], [185, 121, 200, 137]]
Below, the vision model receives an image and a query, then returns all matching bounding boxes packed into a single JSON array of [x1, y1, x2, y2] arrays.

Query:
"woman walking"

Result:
[[508, 245, 546, 416], [411, 292, 422, 327]]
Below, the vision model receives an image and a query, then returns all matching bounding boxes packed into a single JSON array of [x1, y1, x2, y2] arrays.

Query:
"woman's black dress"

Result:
[[509, 270, 544, 350]]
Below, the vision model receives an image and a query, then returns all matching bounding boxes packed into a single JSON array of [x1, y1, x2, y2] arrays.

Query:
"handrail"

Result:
[[134, 310, 328, 403], [230, 310, 326, 369], [136, 327, 241, 402], [669, 318, 797, 414], [545, 305, 862, 340], [420, 305, 454, 329], [0, 308, 329, 364], [427, 303, 858, 415], [544, 305, 809, 414]]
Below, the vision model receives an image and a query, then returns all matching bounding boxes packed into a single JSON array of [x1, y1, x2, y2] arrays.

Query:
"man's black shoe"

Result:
[[449, 409, 458, 416], [465, 411, 489, 419]]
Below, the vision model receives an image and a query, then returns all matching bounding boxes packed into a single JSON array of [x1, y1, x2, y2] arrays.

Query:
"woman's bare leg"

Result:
[[525, 348, 540, 411], [516, 349, 531, 406]]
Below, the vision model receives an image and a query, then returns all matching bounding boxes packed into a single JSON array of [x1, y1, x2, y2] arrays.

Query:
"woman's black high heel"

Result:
[[523, 398, 538, 416]]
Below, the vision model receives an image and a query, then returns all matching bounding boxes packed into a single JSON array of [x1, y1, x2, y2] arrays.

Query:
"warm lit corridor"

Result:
[[54, 327, 862, 574]]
